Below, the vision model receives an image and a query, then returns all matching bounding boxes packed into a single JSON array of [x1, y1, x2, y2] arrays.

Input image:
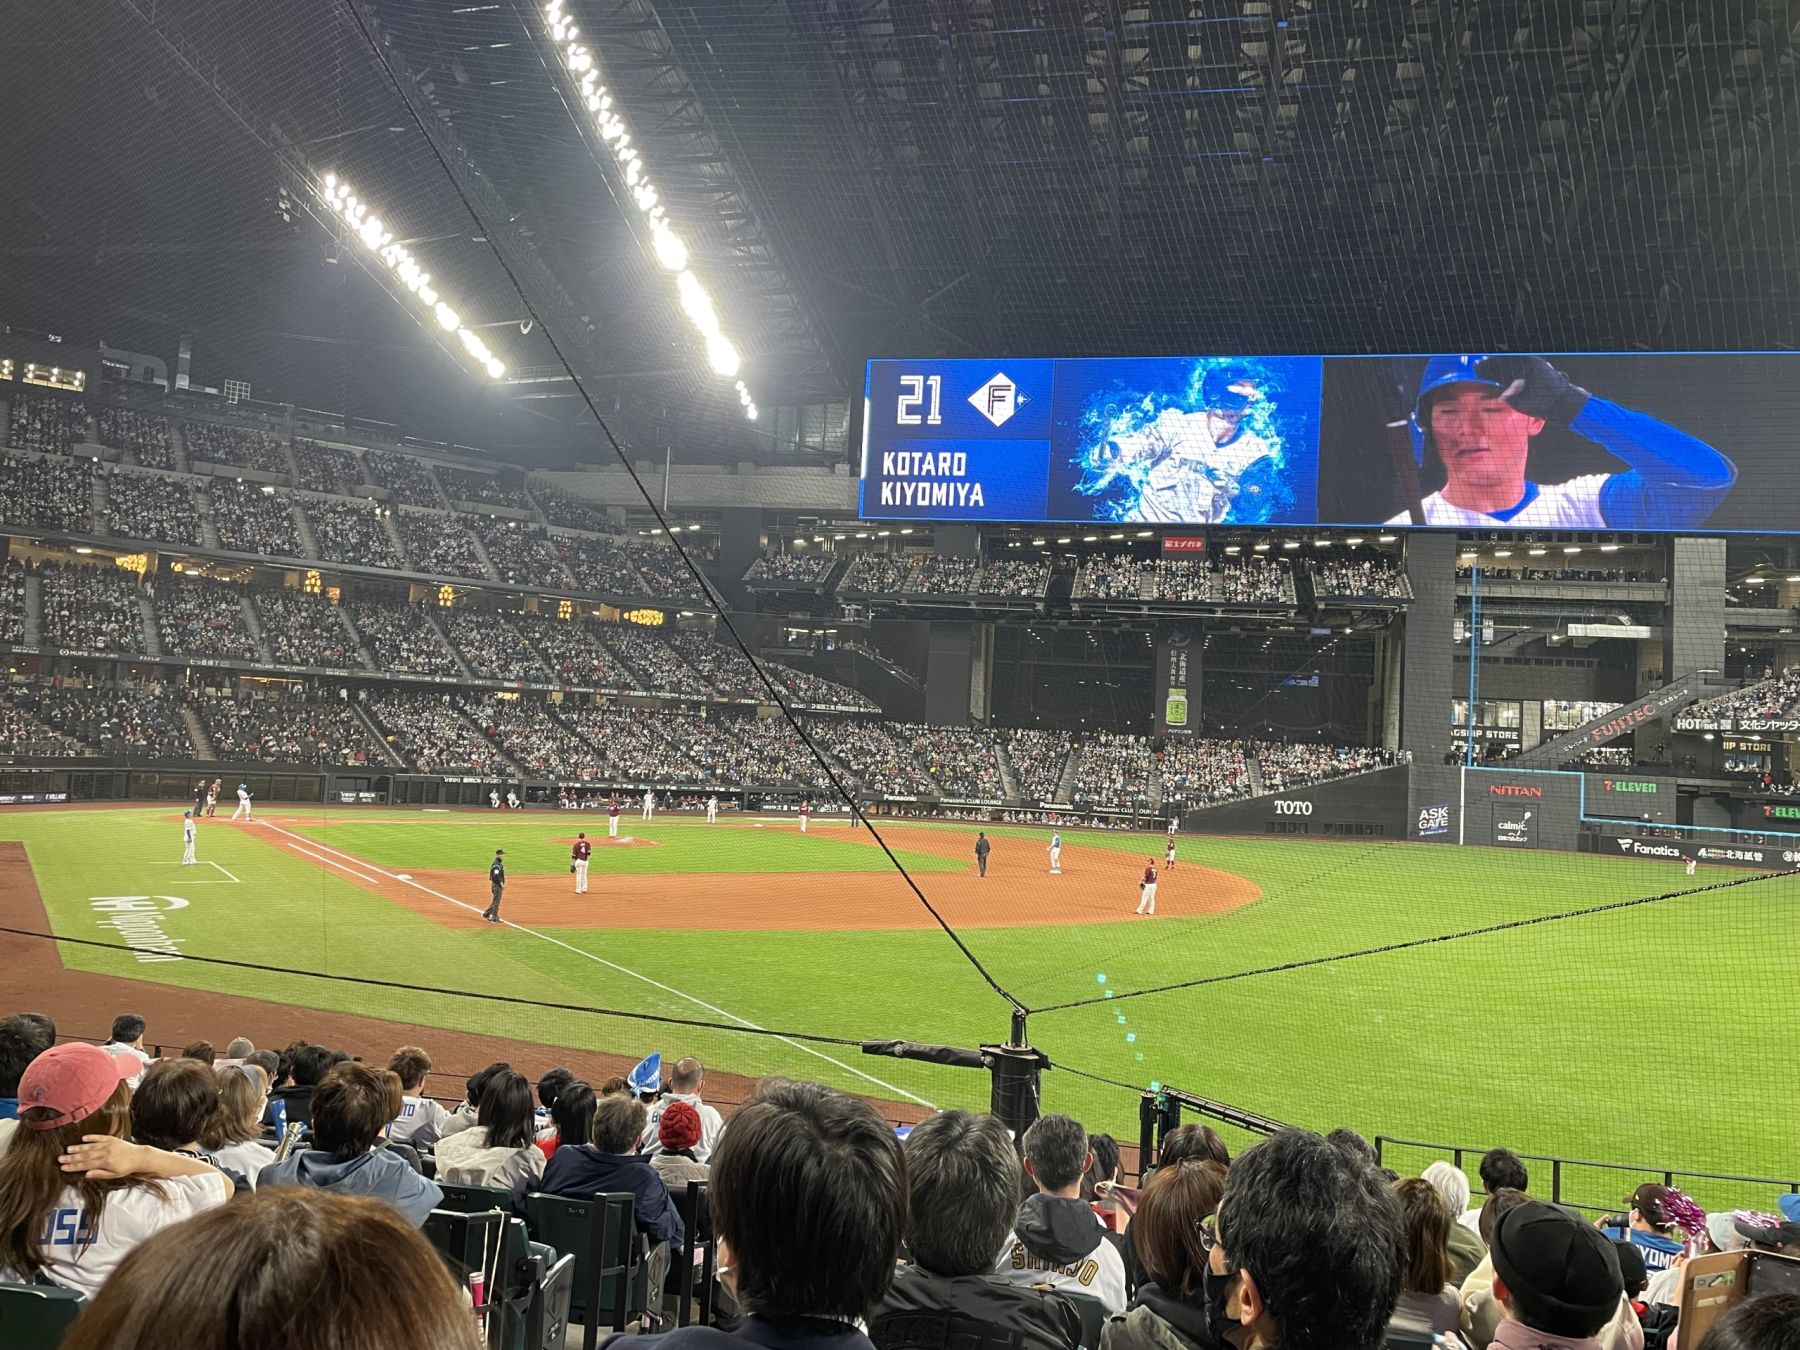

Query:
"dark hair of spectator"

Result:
[[590, 1092, 647, 1153], [387, 1046, 431, 1093], [1693, 1292, 1800, 1350], [1159, 1123, 1232, 1169], [550, 1081, 597, 1150], [1326, 1127, 1379, 1165], [1133, 1159, 1228, 1297], [60, 1188, 483, 1350], [465, 1060, 510, 1108], [1021, 1113, 1090, 1192], [1480, 1148, 1529, 1195], [537, 1067, 574, 1109], [0, 1083, 141, 1283], [1217, 1128, 1405, 1350], [110, 1014, 147, 1044], [477, 1070, 536, 1151], [1393, 1177, 1454, 1296], [289, 1044, 336, 1088], [0, 1014, 55, 1096], [204, 1065, 270, 1150], [1083, 1132, 1122, 1202], [181, 1041, 215, 1064], [131, 1059, 220, 1152], [244, 1050, 279, 1079], [709, 1078, 905, 1322], [311, 1064, 401, 1163], [902, 1109, 1021, 1276], [1479, 1187, 1531, 1246], [597, 1075, 632, 1097]]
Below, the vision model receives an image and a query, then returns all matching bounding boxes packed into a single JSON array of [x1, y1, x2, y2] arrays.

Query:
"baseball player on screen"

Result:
[[571, 832, 592, 894], [1102, 368, 1281, 524], [1390, 355, 1736, 528], [182, 810, 197, 866]]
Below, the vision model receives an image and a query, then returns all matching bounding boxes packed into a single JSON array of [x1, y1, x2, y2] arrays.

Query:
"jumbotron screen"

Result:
[[857, 353, 1791, 531]]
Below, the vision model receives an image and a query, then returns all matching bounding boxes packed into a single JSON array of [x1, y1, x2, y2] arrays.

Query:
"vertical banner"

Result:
[[1155, 625, 1198, 737]]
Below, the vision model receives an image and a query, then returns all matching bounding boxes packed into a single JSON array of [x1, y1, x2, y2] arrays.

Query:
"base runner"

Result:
[[1135, 860, 1158, 915], [571, 832, 592, 894]]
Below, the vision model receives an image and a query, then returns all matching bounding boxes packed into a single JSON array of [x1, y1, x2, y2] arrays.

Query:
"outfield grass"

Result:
[[9, 806, 1795, 1191]]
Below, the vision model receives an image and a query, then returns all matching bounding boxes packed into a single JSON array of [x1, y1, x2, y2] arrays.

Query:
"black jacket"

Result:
[[872, 1265, 1081, 1350], [1101, 1285, 1215, 1350], [540, 1145, 684, 1247], [616, 1316, 876, 1350], [490, 858, 506, 886]]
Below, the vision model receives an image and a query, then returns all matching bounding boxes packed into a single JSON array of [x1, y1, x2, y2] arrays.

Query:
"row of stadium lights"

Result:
[[318, 173, 507, 381], [543, 0, 757, 421], [1461, 544, 1623, 558]]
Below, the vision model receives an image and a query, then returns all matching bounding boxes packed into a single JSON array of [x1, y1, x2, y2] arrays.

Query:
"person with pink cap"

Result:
[[0, 1042, 229, 1296]]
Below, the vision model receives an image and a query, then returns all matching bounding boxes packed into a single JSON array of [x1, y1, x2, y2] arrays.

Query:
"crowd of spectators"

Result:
[[603, 627, 715, 699], [1002, 728, 1075, 801], [529, 479, 614, 532], [770, 663, 876, 711], [896, 723, 1006, 799], [716, 713, 838, 790], [1148, 557, 1210, 603], [363, 448, 443, 507], [291, 440, 362, 494], [1215, 556, 1293, 604], [1684, 671, 1800, 722], [905, 557, 1050, 598], [40, 562, 147, 654], [435, 465, 532, 511], [1257, 741, 1402, 791], [305, 497, 404, 570], [1157, 738, 1253, 806], [669, 633, 766, 700], [181, 420, 290, 476], [461, 694, 599, 779], [363, 690, 508, 773], [1, 451, 93, 533], [443, 610, 553, 684], [1070, 731, 1156, 810], [509, 612, 637, 689], [0, 558, 26, 645], [193, 692, 387, 766], [0, 696, 90, 756], [1573, 745, 1635, 768], [393, 510, 487, 580], [1074, 555, 1291, 606], [256, 589, 364, 669], [349, 602, 463, 677], [97, 407, 174, 468], [1457, 564, 1657, 583], [842, 555, 915, 594], [5, 390, 88, 453], [1077, 555, 1146, 601], [633, 542, 714, 604], [743, 551, 835, 587], [465, 516, 566, 588], [553, 706, 713, 783], [804, 717, 935, 796], [556, 532, 645, 594], [1314, 557, 1411, 599], [209, 479, 302, 557], [10, 684, 192, 757], [102, 469, 204, 547], [150, 575, 260, 661]]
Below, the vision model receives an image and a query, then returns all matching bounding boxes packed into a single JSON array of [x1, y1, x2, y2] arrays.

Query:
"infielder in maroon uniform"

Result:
[[1135, 860, 1159, 915], [571, 832, 592, 894]]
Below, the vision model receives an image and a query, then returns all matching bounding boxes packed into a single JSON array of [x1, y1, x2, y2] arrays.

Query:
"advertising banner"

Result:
[[1461, 769, 1583, 852], [1153, 626, 1198, 738], [1180, 766, 1409, 838]]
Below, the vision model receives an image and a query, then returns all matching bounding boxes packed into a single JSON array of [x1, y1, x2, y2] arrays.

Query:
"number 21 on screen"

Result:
[[896, 374, 942, 426]]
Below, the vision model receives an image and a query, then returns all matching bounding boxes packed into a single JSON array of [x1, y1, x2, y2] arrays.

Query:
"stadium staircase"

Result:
[[424, 610, 477, 680], [1245, 759, 1268, 795], [377, 511, 409, 569], [289, 499, 320, 560], [1509, 668, 1716, 768], [137, 592, 162, 659], [0, 396, 9, 446], [182, 708, 216, 761], [995, 744, 1022, 800], [196, 485, 224, 551], [88, 471, 108, 527], [1053, 744, 1083, 804], [169, 420, 191, 472], [335, 605, 379, 671], [352, 702, 407, 766], [21, 574, 42, 647], [461, 528, 504, 584], [239, 594, 273, 664]]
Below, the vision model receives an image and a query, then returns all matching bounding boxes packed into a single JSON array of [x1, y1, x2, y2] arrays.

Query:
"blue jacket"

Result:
[[614, 1316, 877, 1350], [259, 1148, 442, 1228], [540, 1145, 684, 1247]]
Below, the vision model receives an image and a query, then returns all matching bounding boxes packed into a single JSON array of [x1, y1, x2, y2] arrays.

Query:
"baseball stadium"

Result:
[[1, 4, 1798, 1347]]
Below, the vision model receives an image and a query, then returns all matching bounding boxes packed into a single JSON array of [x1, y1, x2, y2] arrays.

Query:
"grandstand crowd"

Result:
[[0, 1011, 1788, 1350]]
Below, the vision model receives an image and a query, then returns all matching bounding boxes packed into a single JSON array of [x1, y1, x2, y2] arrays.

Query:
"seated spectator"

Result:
[[873, 1108, 1080, 1350], [181, 1040, 215, 1064], [101, 1013, 152, 1089], [0, 1043, 230, 1295], [1465, 1148, 1531, 1234], [432, 1068, 546, 1205], [130, 1060, 229, 1167], [1102, 1157, 1228, 1350], [438, 1060, 510, 1140], [1600, 1185, 1688, 1277], [218, 1037, 255, 1067], [364, 448, 442, 506], [1085, 1133, 1126, 1232], [385, 1045, 454, 1148], [642, 1055, 726, 1162], [1693, 1292, 1800, 1350], [1486, 1202, 1627, 1350], [1155, 1124, 1231, 1171], [266, 1042, 335, 1133], [62, 1182, 483, 1350], [1211, 1128, 1404, 1350], [541, 1091, 683, 1249], [649, 1100, 711, 1198], [0, 1012, 57, 1153], [993, 1112, 1128, 1313], [1389, 1176, 1466, 1337], [632, 1077, 905, 1350], [535, 1067, 574, 1136], [258, 1063, 441, 1227], [1423, 1159, 1488, 1284], [1460, 1187, 1534, 1349], [202, 1064, 277, 1183], [536, 1078, 596, 1162]]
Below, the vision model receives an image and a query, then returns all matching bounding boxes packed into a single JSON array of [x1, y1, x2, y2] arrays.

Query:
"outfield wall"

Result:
[[1180, 767, 1410, 839]]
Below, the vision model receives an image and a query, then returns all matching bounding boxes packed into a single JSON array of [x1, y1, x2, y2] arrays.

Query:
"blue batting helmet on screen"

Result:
[[1200, 365, 1258, 413], [1410, 354, 1505, 463]]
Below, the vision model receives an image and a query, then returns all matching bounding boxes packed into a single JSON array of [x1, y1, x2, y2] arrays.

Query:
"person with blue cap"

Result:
[[1390, 354, 1735, 528], [230, 781, 253, 821]]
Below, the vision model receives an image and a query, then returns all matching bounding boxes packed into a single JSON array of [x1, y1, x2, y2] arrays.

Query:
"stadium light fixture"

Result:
[[1135, 530, 1153, 538], [1564, 546, 1582, 554], [1528, 548, 1548, 556], [543, 0, 757, 419], [1056, 537, 1072, 545], [1599, 544, 1619, 552], [1254, 542, 1271, 552], [1344, 537, 1363, 545], [1377, 534, 1396, 543], [1494, 549, 1513, 558], [1282, 541, 1300, 550], [317, 173, 506, 380]]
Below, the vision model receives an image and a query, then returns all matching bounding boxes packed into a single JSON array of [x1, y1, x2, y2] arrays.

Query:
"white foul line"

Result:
[[257, 821, 935, 1107], [273, 838, 384, 888]]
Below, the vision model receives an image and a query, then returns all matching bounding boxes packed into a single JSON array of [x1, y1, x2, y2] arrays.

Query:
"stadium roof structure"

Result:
[[2, 2, 1796, 467]]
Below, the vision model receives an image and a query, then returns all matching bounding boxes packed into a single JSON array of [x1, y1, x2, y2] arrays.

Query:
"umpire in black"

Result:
[[483, 848, 506, 922]]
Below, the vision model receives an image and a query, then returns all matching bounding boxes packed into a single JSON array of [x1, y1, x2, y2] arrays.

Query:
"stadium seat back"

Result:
[[0, 1282, 86, 1350], [525, 1252, 577, 1350], [524, 1191, 648, 1344], [1057, 1290, 1106, 1350], [437, 1180, 518, 1214], [423, 1206, 541, 1350]]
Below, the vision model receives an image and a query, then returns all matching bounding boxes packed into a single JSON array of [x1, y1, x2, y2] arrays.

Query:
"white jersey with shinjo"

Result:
[[8, 1172, 230, 1298], [1387, 476, 1609, 528]]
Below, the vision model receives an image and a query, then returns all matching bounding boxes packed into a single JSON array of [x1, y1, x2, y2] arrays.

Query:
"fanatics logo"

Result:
[[968, 372, 1023, 427]]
